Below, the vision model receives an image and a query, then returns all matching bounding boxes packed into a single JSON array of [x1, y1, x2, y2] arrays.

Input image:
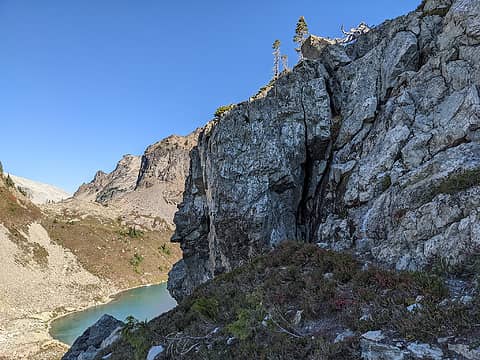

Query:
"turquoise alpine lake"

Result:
[[49, 283, 176, 345]]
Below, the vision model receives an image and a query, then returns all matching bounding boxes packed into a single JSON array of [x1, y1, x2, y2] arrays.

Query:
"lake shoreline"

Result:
[[0, 281, 175, 360], [47, 280, 170, 348]]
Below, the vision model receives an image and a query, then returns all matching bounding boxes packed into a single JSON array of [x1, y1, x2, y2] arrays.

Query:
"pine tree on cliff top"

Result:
[[5, 174, 14, 187], [293, 16, 309, 59], [281, 54, 289, 72], [272, 39, 281, 79]]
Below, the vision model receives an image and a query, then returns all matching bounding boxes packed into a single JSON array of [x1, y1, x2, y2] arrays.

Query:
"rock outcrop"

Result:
[[136, 134, 199, 201], [74, 155, 141, 204], [74, 130, 200, 227], [169, 0, 480, 301], [62, 315, 123, 360]]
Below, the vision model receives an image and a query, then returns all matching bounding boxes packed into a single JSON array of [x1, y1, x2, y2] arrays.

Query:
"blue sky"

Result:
[[0, 0, 419, 192]]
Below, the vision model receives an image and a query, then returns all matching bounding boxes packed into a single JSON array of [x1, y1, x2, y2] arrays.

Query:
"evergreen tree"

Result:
[[5, 174, 14, 188], [293, 16, 309, 59], [0, 161, 3, 175], [272, 39, 281, 79], [281, 54, 289, 72]]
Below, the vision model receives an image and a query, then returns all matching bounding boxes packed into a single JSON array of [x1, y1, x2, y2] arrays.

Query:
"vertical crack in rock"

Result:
[[295, 86, 311, 241], [297, 77, 341, 244]]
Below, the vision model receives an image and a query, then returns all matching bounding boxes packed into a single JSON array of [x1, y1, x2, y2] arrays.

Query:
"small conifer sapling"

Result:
[[281, 54, 289, 72], [293, 16, 309, 59], [272, 39, 281, 79]]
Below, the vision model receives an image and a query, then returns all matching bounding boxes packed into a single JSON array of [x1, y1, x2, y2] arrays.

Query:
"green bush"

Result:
[[128, 227, 143, 238], [119, 226, 144, 239], [191, 297, 219, 320], [159, 243, 171, 256], [226, 303, 265, 340], [121, 316, 152, 360], [214, 104, 235, 118], [129, 253, 144, 273]]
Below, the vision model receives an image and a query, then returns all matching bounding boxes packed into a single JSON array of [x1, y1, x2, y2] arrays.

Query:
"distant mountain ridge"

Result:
[[9, 174, 71, 204], [73, 129, 201, 227], [74, 154, 142, 203]]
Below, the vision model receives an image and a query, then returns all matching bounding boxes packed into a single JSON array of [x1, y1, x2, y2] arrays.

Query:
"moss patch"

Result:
[[436, 168, 480, 195], [419, 168, 480, 204], [191, 297, 219, 320]]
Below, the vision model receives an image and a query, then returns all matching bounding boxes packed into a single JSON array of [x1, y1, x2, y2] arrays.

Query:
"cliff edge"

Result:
[[169, 0, 480, 301]]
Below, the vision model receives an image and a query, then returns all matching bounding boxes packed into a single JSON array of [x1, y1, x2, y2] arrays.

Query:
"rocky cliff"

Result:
[[74, 130, 200, 228], [169, 0, 480, 301]]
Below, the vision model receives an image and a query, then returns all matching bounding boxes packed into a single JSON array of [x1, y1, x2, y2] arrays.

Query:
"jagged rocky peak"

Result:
[[93, 170, 107, 182], [74, 130, 200, 206], [168, 0, 480, 301], [73, 130, 200, 228], [74, 154, 141, 203]]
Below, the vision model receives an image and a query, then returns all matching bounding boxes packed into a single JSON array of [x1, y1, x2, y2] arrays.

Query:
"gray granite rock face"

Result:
[[169, 0, 480, 301], [62, 314, 123, 360]]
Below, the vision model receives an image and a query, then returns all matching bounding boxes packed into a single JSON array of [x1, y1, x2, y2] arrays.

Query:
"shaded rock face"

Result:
[[62, 314, 123, 360], [169, 0, 480, 301]]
